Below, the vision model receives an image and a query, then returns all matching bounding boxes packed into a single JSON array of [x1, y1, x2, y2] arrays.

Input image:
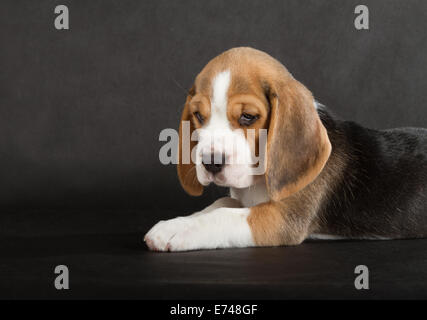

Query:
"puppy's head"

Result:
[[177, 47, 331, 201]]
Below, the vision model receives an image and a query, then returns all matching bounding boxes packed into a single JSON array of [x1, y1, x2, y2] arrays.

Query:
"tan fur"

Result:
[[248, 139, 348, 246], [177, 86, 203, 196], [265, 79, 332, 200]]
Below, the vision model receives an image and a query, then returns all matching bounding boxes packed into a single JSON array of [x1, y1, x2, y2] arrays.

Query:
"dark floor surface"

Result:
[[0, 210, 426, 299]]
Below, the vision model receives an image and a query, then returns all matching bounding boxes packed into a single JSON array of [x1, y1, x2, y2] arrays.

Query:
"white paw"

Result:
[[144, 216, 198, 252], [144, 208, 253, 252]]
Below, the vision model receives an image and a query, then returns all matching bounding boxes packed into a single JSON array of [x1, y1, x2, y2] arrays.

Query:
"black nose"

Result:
[[202, 153, 226, 174]]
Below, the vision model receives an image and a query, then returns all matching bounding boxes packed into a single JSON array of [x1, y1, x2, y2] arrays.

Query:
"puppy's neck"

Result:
[[230, 176, 269, 207]]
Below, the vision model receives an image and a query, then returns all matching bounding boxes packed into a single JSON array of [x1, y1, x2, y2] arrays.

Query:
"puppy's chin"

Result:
[[196, 169, 254, 189], [221, 180, 254, 189]]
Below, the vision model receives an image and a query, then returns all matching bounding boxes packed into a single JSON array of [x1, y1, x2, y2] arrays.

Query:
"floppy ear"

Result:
[[265, 79, 331, 201], [177, 86, 204, 196]]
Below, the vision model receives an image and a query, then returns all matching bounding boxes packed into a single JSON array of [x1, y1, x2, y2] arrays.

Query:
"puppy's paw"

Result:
[[144, 217, 196, 252]]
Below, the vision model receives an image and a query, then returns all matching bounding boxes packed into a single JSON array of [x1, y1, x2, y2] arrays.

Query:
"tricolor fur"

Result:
[[145, 47, 427, 252]]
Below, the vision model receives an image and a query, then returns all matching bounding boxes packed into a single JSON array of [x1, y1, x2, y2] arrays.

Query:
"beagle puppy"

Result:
[[145, 47, 427, 252]]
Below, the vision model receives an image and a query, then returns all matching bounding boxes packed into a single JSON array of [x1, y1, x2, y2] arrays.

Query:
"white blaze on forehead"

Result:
[[208, 70, 231, 129], [211, 70, 231, 109], [195, 69, 256, 188]]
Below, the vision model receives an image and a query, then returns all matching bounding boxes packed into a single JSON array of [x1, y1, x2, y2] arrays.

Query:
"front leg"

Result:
[[189, 197, 242, 217], [144, 197, 243, 251], [144, 199, 313, 252], [145, 207, 254, 251]]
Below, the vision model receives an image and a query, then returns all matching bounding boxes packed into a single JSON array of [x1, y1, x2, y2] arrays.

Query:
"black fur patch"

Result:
[[316, 108, 427, 239]]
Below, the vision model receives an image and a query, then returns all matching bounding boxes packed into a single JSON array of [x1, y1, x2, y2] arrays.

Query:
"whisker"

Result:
[[184, 165, 197, 184], [171, 77, 190, 95]]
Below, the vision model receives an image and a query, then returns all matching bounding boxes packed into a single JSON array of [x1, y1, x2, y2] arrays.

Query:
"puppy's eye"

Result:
[[193, 111, 204, 124], [238, 113, 259, 126]]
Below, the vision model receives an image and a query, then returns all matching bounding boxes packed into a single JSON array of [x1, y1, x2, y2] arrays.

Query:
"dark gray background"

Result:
[[2, 0, 427, 301], [1, 0, 427, 211]]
